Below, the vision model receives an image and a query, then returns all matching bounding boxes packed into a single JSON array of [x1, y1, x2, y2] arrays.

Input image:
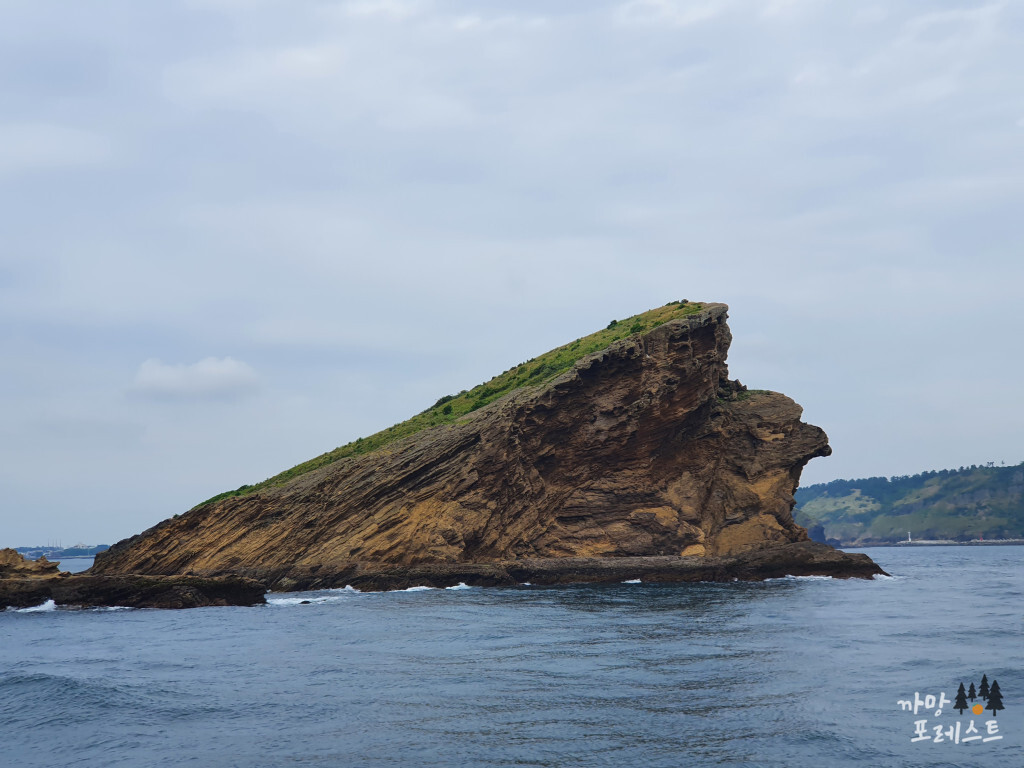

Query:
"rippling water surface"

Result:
[[2, 547, 1021, 767]]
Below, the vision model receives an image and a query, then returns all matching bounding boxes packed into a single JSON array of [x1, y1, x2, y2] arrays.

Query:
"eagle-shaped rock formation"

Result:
[[92, 303, 883, 589]]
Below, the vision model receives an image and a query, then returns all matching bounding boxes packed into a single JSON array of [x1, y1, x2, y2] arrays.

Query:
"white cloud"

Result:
[[759, 0, 810, 17], [344, 0, 420, 20], [2, 0, 1024, 544], [615, 0, 732, 26], [0, 122, 109, 177], [131, 357, 259, 399]]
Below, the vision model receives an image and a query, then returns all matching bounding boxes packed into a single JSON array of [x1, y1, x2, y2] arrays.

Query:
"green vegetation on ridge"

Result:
[[794, 462, 1024, 544], [196, 301, 704, 508]]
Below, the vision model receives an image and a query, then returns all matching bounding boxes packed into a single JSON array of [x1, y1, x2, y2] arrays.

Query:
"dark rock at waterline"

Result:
[[266, 541, 886, 593], [1, 574, 266, 610]]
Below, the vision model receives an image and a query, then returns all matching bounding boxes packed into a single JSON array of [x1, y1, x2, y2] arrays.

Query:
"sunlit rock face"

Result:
[[92, 304, 864, 590]]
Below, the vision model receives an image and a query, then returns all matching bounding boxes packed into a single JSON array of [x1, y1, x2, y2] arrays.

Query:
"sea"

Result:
[[2, 546, 1021, 768]]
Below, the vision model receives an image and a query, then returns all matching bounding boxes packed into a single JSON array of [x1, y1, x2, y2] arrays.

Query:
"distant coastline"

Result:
[[795, 462, 1024, 546], [14, 545, 109, 561], [851, 539, 1024, 548]]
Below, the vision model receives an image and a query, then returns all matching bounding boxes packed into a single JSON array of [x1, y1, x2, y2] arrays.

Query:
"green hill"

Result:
[[198, 300, 704, 508], [794, 462, 1024, 545]]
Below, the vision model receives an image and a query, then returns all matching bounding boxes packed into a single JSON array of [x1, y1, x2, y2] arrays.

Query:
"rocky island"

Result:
[[89, 301, 883, 594]]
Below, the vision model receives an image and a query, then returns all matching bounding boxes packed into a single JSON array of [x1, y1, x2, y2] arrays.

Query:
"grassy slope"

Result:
[[794, 463, 1024, 542], [196, 300, 704, 508]]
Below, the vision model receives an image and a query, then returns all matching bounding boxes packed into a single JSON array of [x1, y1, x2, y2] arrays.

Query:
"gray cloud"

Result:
[[131, 357, 259, 399], [1, 0, 1022, 544], [0, 122, 109, 176]]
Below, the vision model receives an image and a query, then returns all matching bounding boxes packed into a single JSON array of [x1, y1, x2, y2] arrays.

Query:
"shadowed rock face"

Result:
[[0, 575, 267, 610], [93, 304, 873, 590]]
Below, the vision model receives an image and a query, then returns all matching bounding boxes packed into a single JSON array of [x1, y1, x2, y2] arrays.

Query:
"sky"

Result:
[[2, 0, 1022, 546]]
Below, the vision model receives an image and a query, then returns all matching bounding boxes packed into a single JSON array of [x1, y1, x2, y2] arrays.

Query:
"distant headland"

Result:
[[795, 462, 1024, 547]]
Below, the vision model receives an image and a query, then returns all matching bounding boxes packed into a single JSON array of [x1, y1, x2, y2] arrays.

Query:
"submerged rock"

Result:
[[91, 303, 883, 590]]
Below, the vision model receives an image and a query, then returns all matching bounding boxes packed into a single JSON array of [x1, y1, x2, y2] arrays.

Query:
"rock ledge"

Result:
[[270, 541, 885, 592], [1, 573, 266, 610]]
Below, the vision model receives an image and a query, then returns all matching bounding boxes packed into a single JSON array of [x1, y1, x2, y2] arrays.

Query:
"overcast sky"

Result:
[[2, 0, 1022, 546]]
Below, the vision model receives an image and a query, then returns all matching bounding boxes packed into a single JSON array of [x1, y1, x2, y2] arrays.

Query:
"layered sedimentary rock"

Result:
[[93, 303, 883, 588]]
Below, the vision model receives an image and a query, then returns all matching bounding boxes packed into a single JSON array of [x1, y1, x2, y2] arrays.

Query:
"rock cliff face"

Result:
[[93, 303, 881, 588]]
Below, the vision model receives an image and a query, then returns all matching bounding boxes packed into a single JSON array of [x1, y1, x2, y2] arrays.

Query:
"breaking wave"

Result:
[[10, 599, 57, 613]]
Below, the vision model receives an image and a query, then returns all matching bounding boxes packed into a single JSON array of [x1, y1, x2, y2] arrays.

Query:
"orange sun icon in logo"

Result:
[[972, 703, 984, 716]]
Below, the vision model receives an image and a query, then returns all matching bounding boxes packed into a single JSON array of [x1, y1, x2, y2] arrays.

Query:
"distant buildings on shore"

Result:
[[16, 544, 110, 560]]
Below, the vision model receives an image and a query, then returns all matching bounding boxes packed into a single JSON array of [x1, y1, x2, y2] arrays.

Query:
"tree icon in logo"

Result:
[[988, 680, 1004, 717], [954, 683, 969, 714], [979, 674, 990, 701], [968, 682, 977, 701]]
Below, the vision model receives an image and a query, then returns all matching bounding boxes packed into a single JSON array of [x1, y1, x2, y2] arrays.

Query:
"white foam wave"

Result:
[[872, 573, 897, 581], [17, 599, 57, 612], [267, 583, 366, 606], [267, 595, 351, 606], [622, 579, 642, 584], [398, 586, 435, 592], [519, 582, 532, 586], [445, 582, 473, 590], [765, 574, 835, 582]]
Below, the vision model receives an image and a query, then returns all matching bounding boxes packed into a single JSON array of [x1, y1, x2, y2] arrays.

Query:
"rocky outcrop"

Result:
[[0, 547, 265, 609], [0, 548, 66, 579], [0, 575, 266, 610], [92, 303, 883, 587], [264, 541, 882, 593]]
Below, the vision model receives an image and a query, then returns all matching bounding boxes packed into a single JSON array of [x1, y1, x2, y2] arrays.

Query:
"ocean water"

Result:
[[54, 557, 96, 574], [2, 547, 1021, 768]]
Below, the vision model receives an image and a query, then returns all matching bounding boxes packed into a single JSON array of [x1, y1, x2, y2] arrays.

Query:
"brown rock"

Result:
[[91, 303, 881, 588], [0, 548, 67, 579]]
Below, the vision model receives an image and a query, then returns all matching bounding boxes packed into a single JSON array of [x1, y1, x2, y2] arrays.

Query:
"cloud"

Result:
[[131, 357, 259, 400], [2, 0, 1023, 545], [0, 122, 109, 177], [345, 0, 420, 20], [615, 0, 733, 27]]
